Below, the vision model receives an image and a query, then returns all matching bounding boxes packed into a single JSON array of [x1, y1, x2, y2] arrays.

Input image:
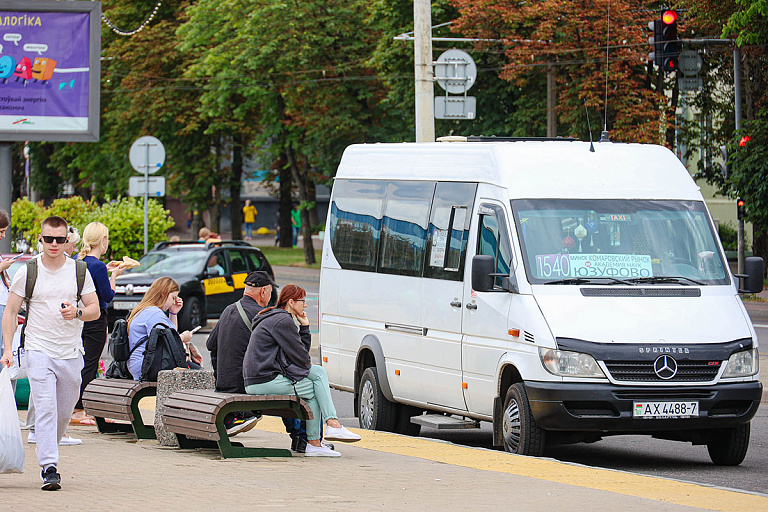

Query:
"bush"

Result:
[[718, 222, 738, 251], [10, 196, 175, 260]]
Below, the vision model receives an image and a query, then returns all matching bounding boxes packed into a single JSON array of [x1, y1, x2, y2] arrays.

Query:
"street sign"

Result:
[[679, 76, 703, 92], [129, 136, 165, 174], [434, 49, 477, 94], [678, 51, 703, 77], [129, 176, 166, 197], [435, 96, 476, 120]]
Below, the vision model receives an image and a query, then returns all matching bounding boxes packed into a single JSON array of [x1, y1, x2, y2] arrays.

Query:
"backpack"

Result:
[[20, 258, 87, 349], [140, 325, 188, 382], [108, 318, 131, 362]]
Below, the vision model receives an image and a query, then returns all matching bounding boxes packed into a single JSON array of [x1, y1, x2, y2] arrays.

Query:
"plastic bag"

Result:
[[0, 367, 25, 474], [7, 326, 26, 380]]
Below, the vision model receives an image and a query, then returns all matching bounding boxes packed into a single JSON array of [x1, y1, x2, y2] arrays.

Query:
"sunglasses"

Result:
[[41, 235, 68, 244]]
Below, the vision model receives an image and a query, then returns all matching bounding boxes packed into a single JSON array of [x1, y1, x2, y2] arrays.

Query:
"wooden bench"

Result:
[[82, 379, 157, 440], [161, 390, 313, 458]]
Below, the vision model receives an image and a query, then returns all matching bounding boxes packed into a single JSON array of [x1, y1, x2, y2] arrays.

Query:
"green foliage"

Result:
[[718, 222, 738, 251], [10, 196, 175, 261]]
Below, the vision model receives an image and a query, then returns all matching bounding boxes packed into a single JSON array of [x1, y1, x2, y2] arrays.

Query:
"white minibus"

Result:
[[318, 137, 763, 465]]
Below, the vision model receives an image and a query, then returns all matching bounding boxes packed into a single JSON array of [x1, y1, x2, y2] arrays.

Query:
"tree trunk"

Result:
[[230, 135, 244, 240], [210, 140, 222, 233], [308, 180, 319, 228], [278, 158, 293, 248], [285, 146, 315, 265]]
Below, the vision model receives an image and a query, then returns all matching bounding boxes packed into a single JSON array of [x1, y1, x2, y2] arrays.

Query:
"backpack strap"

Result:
[[235, 300, 253, 332], [75, 259, 87, 306], [19, 259, 38, 349]]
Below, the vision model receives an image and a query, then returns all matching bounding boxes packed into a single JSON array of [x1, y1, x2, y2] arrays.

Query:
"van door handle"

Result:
[[466, 303, 478, 310], [450, 300, 462, 308]]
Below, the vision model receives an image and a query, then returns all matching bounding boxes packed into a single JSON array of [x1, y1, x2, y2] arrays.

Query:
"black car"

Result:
[[107, 240, 274, 331]]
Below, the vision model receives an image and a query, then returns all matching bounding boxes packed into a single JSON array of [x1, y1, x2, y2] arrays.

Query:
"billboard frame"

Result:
[[0, 0, 101, 142]]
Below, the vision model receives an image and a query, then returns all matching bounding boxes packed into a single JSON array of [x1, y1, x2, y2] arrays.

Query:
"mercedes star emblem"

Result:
[[125, 284, 134, 297], [653, 355, 678, 380]]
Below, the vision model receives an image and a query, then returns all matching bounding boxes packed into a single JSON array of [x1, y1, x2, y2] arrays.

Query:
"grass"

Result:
[[258, 246, 322, 268]]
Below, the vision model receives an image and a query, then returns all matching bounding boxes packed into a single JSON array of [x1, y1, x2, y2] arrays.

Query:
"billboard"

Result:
[[0, 1, 100, 142]]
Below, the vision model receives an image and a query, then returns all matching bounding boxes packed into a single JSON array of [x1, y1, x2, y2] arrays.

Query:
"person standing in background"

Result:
[[71, 222, 124, 425], [0, 209, 11, 322], [291, 205, 301, 248], [242, 200, 258, 240]]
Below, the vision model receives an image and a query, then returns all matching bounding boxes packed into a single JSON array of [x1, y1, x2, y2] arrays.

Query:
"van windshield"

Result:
[[511, 199, 730, 286]]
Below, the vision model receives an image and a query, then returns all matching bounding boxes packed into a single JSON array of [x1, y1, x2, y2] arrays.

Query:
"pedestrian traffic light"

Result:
[[660, 9, 679, 73], [737, 198, 746, 221]]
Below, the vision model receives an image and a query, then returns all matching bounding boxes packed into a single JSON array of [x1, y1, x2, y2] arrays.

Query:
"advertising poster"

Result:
[[0, 2, 100, 141]]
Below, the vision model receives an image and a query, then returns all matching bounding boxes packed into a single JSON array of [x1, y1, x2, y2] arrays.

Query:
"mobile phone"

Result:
[[10, 253, 24, 261], [190, 326, 202, 334]]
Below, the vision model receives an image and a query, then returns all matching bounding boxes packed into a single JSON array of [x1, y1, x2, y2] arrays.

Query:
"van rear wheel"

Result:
[[358, 367, 396, 432], [502, 383, 545, 456], [707, 423, 750, 466]]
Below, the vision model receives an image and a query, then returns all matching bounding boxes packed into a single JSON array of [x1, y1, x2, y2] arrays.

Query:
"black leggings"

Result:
[[76, 309, 108, 409]]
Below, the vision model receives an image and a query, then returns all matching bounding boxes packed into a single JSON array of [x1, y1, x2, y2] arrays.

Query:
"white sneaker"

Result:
[[27, 432, 83, 445], [59, 434, 82, 446], [304, 443, 341, 457], [324, 425, 361, 442]]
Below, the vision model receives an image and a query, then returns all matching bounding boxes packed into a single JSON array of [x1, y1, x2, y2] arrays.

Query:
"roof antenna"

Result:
[[601, 0, 611, 143], [584, 99, 595, 152]]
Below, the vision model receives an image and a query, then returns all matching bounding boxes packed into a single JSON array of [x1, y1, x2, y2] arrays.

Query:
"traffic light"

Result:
[[660, 9, 679, 73], [647, 19, 663, 67], [739, 135, 752, 147], [719, 145, 729, 179], [737, 198, 746, 221]]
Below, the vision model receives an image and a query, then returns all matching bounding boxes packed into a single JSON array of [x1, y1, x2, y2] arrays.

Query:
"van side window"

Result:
[[424, 182, 477, 281], [478, 205, 513, 287], [378, 181, 435, 277], [329, 179, 386, 272]]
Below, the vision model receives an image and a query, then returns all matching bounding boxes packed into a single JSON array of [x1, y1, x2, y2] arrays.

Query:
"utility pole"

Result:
[[547, 65, 557, 137], [0, 143, 11, 253], [734, 47, 744, 274], [414, 0, 434, 142]]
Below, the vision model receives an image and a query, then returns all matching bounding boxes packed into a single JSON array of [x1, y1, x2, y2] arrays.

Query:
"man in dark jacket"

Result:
[[206, 271, 275, 435]]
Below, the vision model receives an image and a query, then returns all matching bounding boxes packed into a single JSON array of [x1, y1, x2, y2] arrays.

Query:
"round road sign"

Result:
[[435, 49, 477, 94], [678, 51, 702, 77], [129, 136, 165, 174]]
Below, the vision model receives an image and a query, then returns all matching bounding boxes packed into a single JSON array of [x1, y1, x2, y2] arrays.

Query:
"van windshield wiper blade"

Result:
[[544, 277, 632, 285], [625, 276, 704, 286]]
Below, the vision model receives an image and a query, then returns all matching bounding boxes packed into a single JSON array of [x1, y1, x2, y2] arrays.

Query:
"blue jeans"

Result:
[[292, 226, 299, 246], [246, 365, 337, 440], [283, 418, 307, 440], [244, 222, 254, 238]]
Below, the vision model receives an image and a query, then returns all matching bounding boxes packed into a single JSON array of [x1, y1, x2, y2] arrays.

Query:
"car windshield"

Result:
[[512, 199, 729, 286], [125, 253, 168, 273], [134, 252, 205, 275]]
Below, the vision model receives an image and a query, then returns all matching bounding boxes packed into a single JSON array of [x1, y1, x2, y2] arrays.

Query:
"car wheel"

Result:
[[358, 367, 396, 432], [178, 296, 202, 331], [393, 404, 422, 436], [707, 423, 750, 466], [502, 383, 545, 456]]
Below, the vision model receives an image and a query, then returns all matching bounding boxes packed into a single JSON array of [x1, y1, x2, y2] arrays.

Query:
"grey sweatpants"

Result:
[[26, 349, 83, 468]]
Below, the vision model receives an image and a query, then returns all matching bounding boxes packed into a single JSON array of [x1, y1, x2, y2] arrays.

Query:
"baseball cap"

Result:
[[244, 271, 278, 288]]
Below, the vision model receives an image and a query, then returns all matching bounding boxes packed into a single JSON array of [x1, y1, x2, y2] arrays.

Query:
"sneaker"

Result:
[[41, 466, 61, 491], [304, 443, 341, 457], [225, 412, 261, 437], [324, 425, 361, 442], [60, 434, 82, 446]]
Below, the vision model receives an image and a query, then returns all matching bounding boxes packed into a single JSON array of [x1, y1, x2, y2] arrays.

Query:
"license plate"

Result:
[[112, 301, 137, 311], [633, 401, 699, 419]]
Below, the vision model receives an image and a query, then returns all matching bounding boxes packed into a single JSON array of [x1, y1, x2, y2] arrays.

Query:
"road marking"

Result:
[[252, 416, 768, 511], [752, 324, 768, 329]]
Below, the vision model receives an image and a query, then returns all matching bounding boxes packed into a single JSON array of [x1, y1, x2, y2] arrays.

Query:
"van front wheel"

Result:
[[502, 383, 545, 456], [358, 367, 396, 432], [707, 423, 750, 466]]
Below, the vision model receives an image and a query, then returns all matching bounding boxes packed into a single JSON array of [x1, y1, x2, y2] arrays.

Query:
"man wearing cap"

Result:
[[206, 271, 276, 435]]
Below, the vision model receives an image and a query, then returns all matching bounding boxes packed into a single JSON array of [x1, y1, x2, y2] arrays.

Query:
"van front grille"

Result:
[[604, 360, 721, 382]]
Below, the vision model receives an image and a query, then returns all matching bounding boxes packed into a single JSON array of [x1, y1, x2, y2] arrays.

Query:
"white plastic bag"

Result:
[[0, 367, 25, 474], [7, 325, 26, 380]]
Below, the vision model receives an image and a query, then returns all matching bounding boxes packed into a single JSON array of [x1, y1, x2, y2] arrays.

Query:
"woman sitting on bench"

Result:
[[243, 284, 361, 457]]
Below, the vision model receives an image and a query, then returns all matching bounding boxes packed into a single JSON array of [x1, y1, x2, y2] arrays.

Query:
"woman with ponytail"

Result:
[[243, 284, 361, 457], [0, 208, 11, 323], [71, 222, 124, 424]]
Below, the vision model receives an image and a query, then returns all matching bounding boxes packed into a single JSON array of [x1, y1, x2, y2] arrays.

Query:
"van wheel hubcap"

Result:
[[360, 380, 374, 429], [502, 399, 521, 452]]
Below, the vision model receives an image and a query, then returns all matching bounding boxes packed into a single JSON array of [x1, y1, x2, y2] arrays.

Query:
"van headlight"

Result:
[[722, 349, 759, 378], [539, 348, 605, 378]]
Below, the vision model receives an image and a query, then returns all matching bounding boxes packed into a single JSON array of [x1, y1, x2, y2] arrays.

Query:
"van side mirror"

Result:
[[736, 256, 764, 294], [472, 255, 495, 292]]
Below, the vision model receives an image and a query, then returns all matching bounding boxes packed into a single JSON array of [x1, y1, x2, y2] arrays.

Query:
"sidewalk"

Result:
[[5, 410, 767, 511]]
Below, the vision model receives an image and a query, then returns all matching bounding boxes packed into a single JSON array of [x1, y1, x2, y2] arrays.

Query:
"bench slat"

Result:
[[164, 416, 219, 434], [167, 424, 220, 441], [82, 392, 133, 406], [163, 398, 221, 414], [162, 408, 216, 424], [82, 400, 132, 416], [84, 379, 154, 396], [86, 410, 133, 422]]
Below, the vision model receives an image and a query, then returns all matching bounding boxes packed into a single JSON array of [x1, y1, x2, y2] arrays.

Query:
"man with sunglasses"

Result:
[[1, 216, 99, 491]]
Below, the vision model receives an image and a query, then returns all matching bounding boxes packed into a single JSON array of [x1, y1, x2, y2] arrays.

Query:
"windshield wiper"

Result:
[[544, 277, 632, 285], [626, 276, 704, 286]]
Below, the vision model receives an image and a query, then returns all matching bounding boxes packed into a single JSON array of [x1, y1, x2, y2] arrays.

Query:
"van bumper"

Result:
[[525, 381, 762, 432]]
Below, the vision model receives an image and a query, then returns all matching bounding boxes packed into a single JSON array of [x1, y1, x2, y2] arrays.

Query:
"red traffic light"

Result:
[[739, 135, 752, 147], [737, 199, 745, 207], [662, 10, 677, 25]]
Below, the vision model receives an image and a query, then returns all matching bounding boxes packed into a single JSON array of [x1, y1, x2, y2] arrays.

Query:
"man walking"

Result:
[[1, 216, 99, 491]]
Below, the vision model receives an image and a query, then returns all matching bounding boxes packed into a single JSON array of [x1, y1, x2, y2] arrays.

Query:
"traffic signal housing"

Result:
[[661, 10, 679, 73], [648, 19, 663, 67], [737, 198, 746, 221]]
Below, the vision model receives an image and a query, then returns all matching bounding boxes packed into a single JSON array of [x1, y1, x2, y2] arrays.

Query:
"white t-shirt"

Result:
[[0, 275, 8, 306], [9, 257, 96, 359]]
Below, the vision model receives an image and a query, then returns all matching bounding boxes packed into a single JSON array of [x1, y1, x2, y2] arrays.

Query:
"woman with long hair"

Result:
[[243, 284, 361, 457], [0, 208, 11, 325], [126, 277, 193, 380], [71, 222, 124, 424]]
